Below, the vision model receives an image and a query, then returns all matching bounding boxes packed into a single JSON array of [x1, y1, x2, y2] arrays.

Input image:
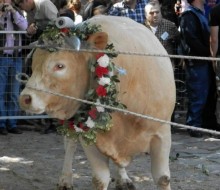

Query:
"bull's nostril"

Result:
[[24, 95, 32, 105]]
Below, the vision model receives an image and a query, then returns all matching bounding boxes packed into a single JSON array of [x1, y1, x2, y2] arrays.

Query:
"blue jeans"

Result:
[[185, 63, 210, 128], [0, 56, 22, 129]]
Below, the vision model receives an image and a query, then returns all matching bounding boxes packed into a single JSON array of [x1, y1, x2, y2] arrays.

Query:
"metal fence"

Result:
[[0, 30, 52, 124], [173, 61, 188, 121], [0, 30, 188, 124]]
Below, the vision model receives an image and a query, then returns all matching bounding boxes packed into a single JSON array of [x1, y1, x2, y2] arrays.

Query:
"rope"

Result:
[[16, 73, 220, 136], [14, 44, 220, 136], [1, 44, 220, 62], [58, 47, 220, 62]]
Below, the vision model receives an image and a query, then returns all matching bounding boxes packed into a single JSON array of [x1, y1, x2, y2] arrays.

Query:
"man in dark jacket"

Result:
[[179, 0, 219, 137]]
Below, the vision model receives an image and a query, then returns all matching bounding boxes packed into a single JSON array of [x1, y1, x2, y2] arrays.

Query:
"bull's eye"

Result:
[[54, 63, 65, 71]]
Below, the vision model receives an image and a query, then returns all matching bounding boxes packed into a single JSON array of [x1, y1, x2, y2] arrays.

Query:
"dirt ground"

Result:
[[0, 124, 220, 190]]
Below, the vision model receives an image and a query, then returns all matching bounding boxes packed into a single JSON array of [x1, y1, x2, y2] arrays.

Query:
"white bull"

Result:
[[19, 16, 176, 190]]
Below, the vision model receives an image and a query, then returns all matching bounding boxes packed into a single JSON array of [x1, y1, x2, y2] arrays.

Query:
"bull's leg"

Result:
[[58, 137, 77, 190], [150, 128, 171, 190], [114, 167, 136, 190], [80, 139, 111, 190]]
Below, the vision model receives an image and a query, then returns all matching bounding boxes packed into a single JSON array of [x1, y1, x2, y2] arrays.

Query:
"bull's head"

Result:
[[19, 32, 108, 120]]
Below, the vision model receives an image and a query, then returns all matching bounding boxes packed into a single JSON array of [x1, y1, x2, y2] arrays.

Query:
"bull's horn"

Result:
[[64, 36, 81, 51]]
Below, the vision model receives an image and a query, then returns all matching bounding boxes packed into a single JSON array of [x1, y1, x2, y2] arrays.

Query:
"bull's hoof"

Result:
[[158, 175, 171, 190], [115, 182, 136, 190], [56, 184, 74, 190], [158, 175, 170, 186]]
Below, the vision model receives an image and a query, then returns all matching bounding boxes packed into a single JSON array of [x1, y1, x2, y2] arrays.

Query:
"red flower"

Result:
[[68, 121, 75, 130], [60, 28, 69, 34], [89, 108, 97, 119], [96, 85, 107, 97], [96, 53, 105, 60], [59, 120, 64, 125], [79, 123, 84, 129], [79, 123, 89, 131], [95, 66, 109, 78]]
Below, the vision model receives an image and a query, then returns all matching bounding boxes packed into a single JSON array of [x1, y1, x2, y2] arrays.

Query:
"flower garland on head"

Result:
[[39, 22, 126, 144], [38, 22, 126, 145], [58, 50, 126, 145], [38, 22, 102, 51]]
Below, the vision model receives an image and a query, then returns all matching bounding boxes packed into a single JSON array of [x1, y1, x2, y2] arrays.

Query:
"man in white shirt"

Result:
[[14, 0, 58, 38]]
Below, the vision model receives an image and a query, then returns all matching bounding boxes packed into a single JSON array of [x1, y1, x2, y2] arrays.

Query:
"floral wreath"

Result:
[[39, 22, 126, 145]]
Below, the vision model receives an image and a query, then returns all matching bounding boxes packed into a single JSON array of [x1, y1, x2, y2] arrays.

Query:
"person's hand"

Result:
[[2, 3, 16, 14], [27, 23, 38, 35]]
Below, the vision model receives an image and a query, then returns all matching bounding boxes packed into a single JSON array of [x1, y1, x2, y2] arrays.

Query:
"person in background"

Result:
[[92, 4, 107, 15], [148, 0, 178, 26], [13, 0, 58, 78], [108, 0, 149, 24], [0, 0, 27, 135], [82, 0, 112, 20], [148, 1, 179, 27], [57, 0, 75, 21], [179, 0, 219, 137], [174, 0, 182, 15], [14, 0, 58, 40], [204, 0, 219, 19], [145, 1, 179, 58], [14, 0, 58, 134], [209, 3, 220, 123], [69, 0, 82, 24], [145, 1, 180, 123], [82, 0, 93, 20], [210, 3, 220, 59], [181, 0, 190, 11], [179, 0, 219, 16]]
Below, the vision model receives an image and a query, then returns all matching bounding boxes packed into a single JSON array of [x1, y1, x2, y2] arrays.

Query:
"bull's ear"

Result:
[[87, 32, 108, 50]]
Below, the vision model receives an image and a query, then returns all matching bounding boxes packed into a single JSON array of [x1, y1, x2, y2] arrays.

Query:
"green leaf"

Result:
[[44, 22, 127, 145]]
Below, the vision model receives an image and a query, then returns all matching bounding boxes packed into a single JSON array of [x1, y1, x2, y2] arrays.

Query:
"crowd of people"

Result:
[[0, 0, 219, 138]]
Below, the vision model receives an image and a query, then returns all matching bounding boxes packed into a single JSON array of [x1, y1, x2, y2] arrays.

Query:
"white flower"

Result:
[[97, 54, 109, 67], [96, 99, 105, 112], [74, 125, 84, 132], [108, 70, 114, 77], [85, 117, 95, 128], [98, 76, 111, 86]]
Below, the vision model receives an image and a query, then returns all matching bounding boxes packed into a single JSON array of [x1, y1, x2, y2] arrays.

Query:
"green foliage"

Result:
[[42, 22, 127, 145], [38, 22, 102, 51]]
